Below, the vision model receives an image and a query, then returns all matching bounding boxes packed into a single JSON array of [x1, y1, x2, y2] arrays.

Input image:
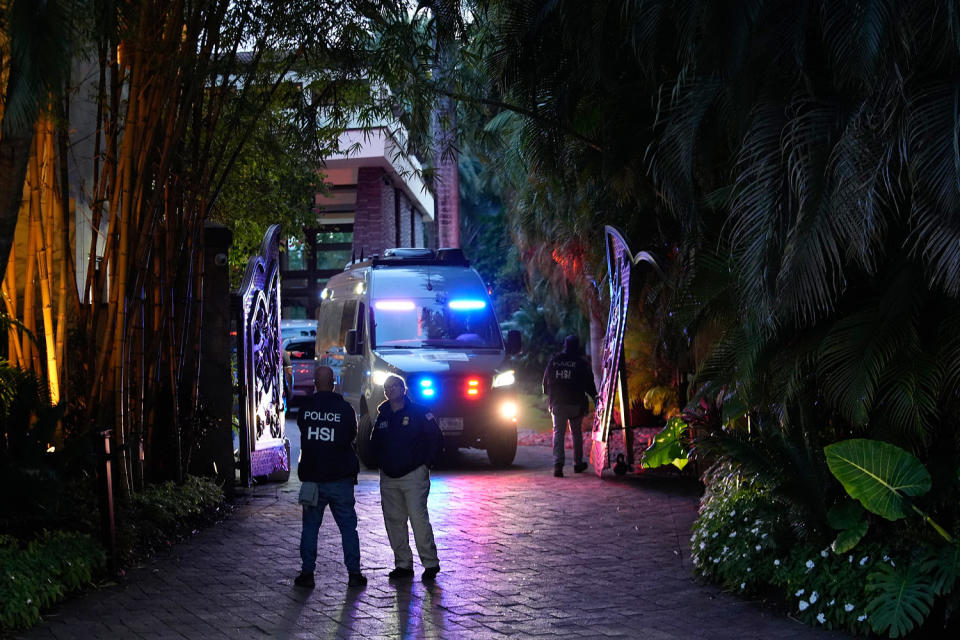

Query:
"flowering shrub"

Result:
[[691, 462, 898, 635]]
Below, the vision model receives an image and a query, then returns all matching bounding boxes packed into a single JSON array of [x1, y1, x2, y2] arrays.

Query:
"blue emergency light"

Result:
[[448, 299, 486, 310], [419, 378, 436, 398]]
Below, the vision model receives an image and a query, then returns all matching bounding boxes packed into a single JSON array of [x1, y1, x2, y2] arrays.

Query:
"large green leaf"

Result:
[[865, 559, 936, 638], [824, 439, 930, 520], [640, 417, 689, 470], [831, 519, 869, 554]]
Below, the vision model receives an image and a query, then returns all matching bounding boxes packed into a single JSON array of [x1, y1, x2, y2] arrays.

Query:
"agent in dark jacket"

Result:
[[294, 365, 366, 589], [542, 334, 597, 477], [370, 375, 443, 582]]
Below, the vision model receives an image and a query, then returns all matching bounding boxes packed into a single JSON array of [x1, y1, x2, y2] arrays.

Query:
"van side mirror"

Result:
[[346, 329, 361, 355], [505, 329, 521, 355]]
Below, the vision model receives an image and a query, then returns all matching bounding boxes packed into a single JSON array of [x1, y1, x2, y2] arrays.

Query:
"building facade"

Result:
[[278, 126, 435, 320]]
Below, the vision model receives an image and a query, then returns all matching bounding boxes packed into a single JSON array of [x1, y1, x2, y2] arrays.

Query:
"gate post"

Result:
[[198, 222, 235, 493]]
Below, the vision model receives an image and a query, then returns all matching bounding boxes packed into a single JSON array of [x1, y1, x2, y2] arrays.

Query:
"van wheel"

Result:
[[486, 425, 518, 467], [357, 414, 379, 470]]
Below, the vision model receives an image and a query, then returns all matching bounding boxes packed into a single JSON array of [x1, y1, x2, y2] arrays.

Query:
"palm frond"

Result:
[[817, 268, 920, 428]]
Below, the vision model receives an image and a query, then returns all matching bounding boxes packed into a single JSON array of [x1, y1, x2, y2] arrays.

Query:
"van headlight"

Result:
[[372, 369, 393, 386], [492, 370, 515, 388]]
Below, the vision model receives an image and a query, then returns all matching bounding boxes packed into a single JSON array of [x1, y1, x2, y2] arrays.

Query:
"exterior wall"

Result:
[[353, 167, 390, 259], [397, 189, 413, 247]]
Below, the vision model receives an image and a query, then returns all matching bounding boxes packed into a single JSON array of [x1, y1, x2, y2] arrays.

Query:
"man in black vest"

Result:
[[370, 375, 443, 582], [543, 334, 597, 477], [294, 365, 366, 589]]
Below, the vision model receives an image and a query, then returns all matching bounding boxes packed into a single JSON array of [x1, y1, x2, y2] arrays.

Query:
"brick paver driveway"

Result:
[[22, 428, 845, 639]]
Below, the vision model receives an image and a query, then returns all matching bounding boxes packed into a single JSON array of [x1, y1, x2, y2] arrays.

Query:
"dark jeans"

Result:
[[551, 404, 584, 467], [300, 478, 361, 574]]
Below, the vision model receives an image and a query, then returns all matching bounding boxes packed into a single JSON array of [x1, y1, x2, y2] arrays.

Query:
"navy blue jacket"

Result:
[[297, 390, 359, 482], [370, 396, 443, 478], [542, 350, 597, 414]]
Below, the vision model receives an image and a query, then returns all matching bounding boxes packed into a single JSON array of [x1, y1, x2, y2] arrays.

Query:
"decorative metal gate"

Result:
[[233, 224, 289, 486], [590, 226, 659, 476]]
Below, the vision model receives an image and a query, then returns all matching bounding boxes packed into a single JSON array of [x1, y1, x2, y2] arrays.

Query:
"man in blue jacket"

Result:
[[294, 365, 366, 589], [370, 375, 443, 582]]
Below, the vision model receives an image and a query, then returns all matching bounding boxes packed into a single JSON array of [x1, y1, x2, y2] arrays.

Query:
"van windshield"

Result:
[[372, 298, 502, 349]]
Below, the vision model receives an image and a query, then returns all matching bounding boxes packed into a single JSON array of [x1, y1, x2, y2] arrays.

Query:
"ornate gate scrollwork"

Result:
[[590, 226, 659, 476], [234, 224, 289, 486]]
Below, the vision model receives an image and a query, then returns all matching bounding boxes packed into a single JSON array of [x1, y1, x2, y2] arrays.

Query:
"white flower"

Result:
[[774, 559, 781, 566], [796, 589, 805, 596], [828, 599, 835, 606], [761, 533, 768, 539], [730, 510, 736, 517], [820, 549, 829, 558], [755, 544, 761, 551], [713, 557, 720, 564], [26, 598, 32, 605], [848, 555, 853, 563], [740, 582, 745, 589], [857, 614, 867, 622], [798, 600, 809, 611], [844, 604, 854, 612], [722, 546, 729, 554], [859, 556, 868, 566], [889, 559, 895, 567], [743, 517, 748, 522], [882, 555, 889, 562], [699, 542, 706, 550], [809, 591, 818, 604], [712, 532, 718, 538], [806, 559, 815, 570], [729, 531, 737, 538], [751, 527, 758, 534], [746, 567, 752, 572], [817, 613, 825, 624]]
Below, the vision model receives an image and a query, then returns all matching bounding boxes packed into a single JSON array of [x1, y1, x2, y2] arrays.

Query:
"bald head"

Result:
[[313, 365, 335, 392]]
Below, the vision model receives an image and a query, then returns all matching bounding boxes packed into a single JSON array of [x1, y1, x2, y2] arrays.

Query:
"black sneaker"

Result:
[[294, 572, 315, 588], [553, 466, 563, 478], [388, 567, 414, 579], [348, 572, 367, 587], [573, 462, 588, 473], [422, 566, 440, 582]]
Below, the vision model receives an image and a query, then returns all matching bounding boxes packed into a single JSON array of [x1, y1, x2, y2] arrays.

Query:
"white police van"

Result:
[[315, 247, 521, 467]]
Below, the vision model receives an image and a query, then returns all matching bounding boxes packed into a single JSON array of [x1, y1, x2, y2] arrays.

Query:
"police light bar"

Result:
[[375, 300, 415, 311], [448, 299, 486, 310]]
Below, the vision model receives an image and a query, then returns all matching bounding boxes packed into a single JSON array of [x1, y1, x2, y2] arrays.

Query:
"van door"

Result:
[[317, 298, 345, 388], [339, 299, 364, 411]]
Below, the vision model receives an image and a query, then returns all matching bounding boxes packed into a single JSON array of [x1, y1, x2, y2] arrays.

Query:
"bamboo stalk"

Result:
[[1, 283, 25, 367], [23, 139, 39, 373], [4, 232, 18, 367], [37, 119, 60, 404]]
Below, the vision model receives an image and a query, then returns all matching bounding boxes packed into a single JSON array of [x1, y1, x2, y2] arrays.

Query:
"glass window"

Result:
[[286, 236, 308, 270], [371, 299, 501, 349], [316, 229, 353, 244], [316, 248, 352, 271]]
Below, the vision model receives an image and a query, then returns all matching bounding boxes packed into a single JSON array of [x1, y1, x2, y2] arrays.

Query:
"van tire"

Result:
[[486, 425, 518, 467], [356, 413, 379, 470]]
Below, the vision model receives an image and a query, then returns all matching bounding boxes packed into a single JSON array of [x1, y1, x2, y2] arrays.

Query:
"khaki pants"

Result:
[[379, 465, 439, 570]]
